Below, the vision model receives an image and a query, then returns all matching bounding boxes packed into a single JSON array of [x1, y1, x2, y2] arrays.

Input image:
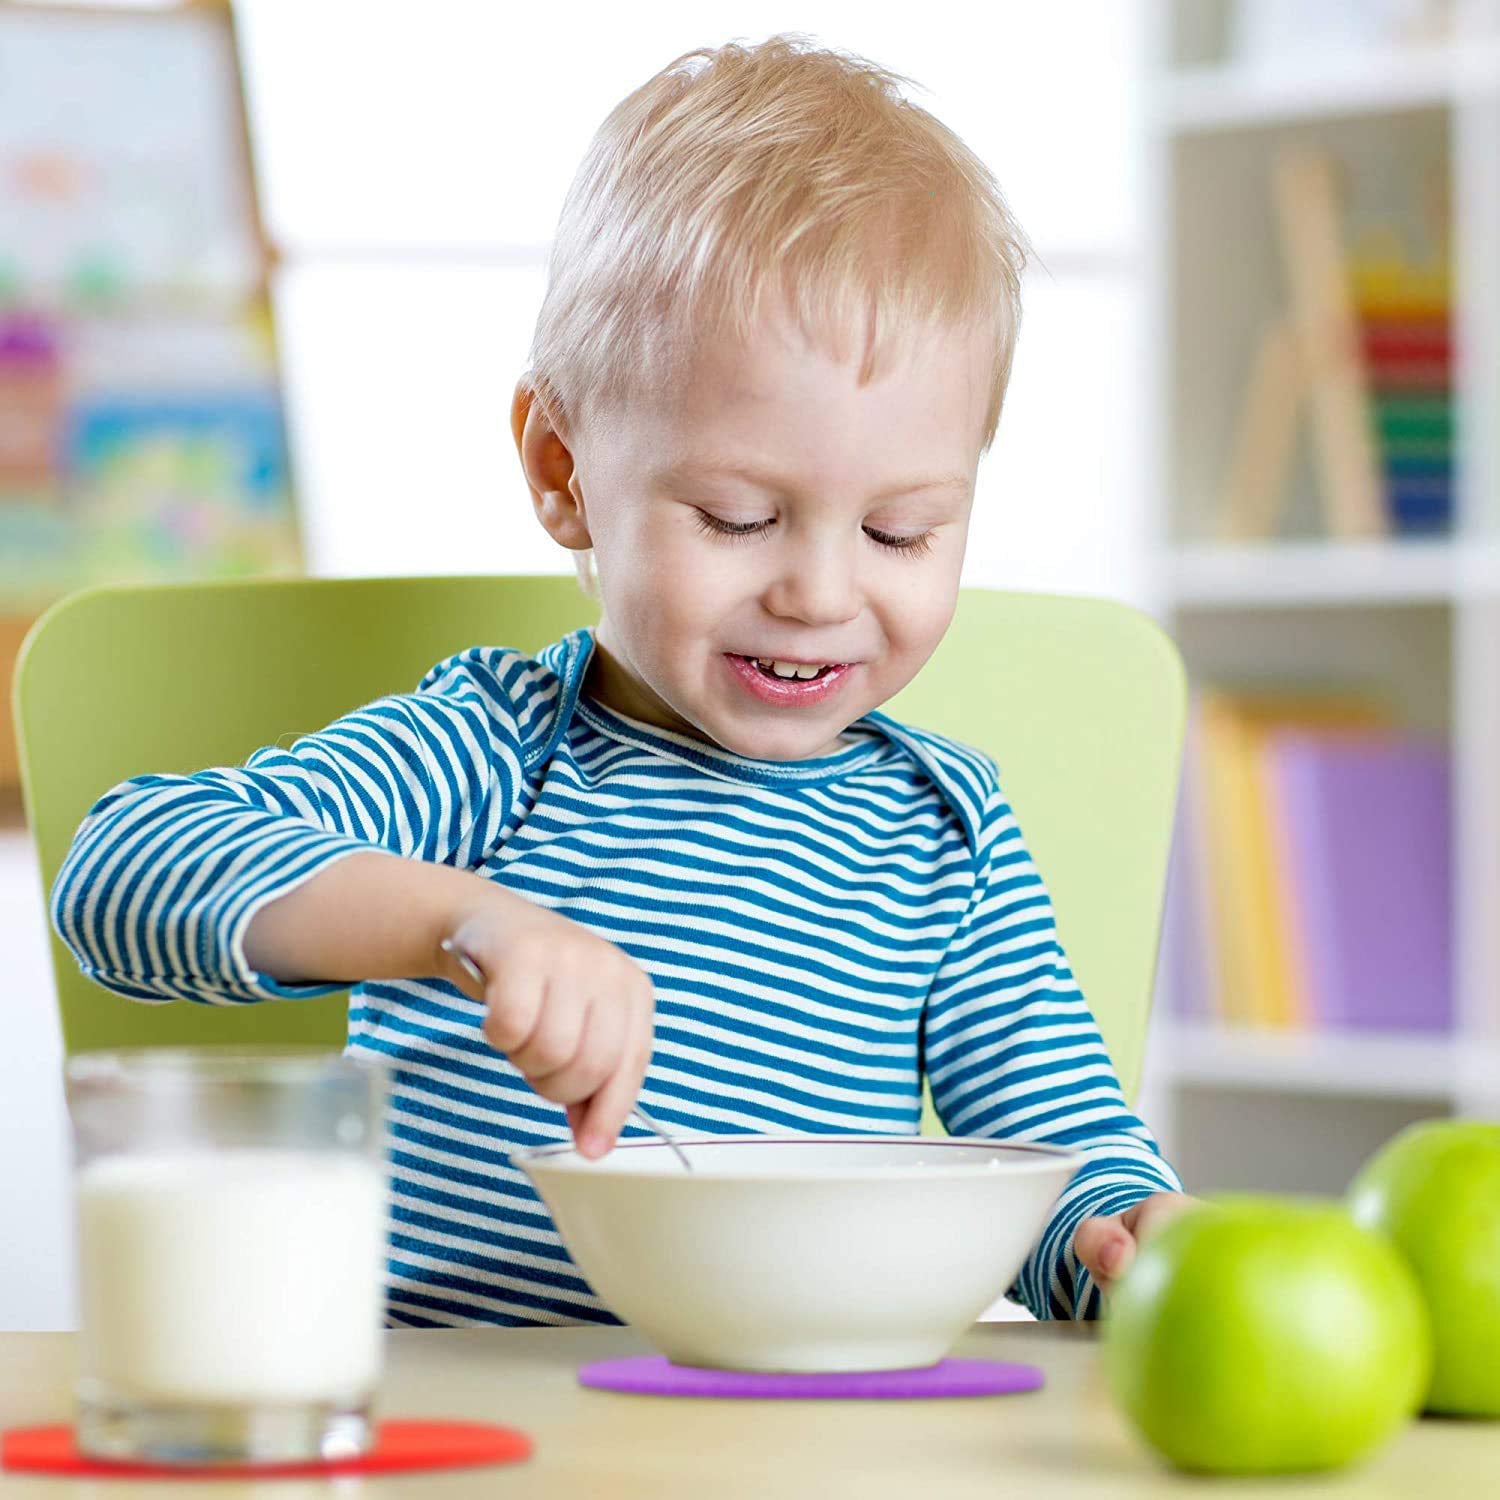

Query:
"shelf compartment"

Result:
[[1167, 538, 1457, 606], [1161, 1022, 1461, 1098], [1160, 45, 1500, 134], [1168, 108, 1452, 546], [1166, 541, 1500, 607]]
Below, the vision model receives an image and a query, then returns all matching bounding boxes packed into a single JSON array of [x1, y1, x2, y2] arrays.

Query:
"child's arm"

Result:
[[51, 675, 511, 1005], [243, 850, 655, 1157], [923, 784, 1184, 1321], [240, 847, 478, 983], [49, 650, 656, 1153]]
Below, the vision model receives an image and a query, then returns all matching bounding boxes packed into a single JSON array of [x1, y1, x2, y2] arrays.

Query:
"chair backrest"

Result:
[[15, 577, 1185, 1102]]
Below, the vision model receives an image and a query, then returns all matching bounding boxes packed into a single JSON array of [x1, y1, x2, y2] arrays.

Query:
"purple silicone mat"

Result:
[[577, 1356, 1044, 1400]]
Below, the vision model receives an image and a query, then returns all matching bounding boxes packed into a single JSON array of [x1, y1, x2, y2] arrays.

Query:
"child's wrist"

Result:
[[435, 875, 534, 978]]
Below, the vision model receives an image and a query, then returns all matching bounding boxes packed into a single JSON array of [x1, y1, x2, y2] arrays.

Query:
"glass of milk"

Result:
[[65, 1048, 389, 1465]]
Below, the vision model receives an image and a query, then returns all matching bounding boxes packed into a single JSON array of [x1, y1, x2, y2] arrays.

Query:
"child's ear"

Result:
[[511, 380, 592, 551]]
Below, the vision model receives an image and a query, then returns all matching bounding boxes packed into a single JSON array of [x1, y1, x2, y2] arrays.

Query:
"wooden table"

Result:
[[2, 1323, 1494, 1497]]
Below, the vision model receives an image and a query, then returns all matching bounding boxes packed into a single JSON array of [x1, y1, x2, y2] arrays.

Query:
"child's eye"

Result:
[[693, 510, 934, 557], [694, 510, 773, 540], [865, 527, 936, 558]]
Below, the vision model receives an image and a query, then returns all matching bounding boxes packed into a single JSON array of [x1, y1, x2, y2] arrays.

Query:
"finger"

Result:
[[482, 973, 547, 1056], [575, 1066, 640, 1161], [530, 992, 626, 1107], [1074, 1215, 1134, 1286], [510, 992, 590, 1092], [1126, 1191, 1196, 1245], [575, 1001, 654, 1159], [1099, 1233, 1135, 1284]]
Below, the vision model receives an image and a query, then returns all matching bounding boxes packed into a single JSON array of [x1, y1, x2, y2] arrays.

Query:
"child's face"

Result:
[[518, 310, 991, 761]]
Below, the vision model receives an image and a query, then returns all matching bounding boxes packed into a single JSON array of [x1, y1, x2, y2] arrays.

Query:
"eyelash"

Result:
[[692, 511, 936, 559]]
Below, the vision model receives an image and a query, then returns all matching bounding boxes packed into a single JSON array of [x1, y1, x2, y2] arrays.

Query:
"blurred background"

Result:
[[2, 0, 1497, 1328]]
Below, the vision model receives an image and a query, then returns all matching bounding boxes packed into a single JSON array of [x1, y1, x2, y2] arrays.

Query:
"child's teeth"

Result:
[[756, 659, 826, 680]]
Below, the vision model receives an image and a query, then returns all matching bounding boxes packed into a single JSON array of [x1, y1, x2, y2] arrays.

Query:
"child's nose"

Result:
[[762, 545, 862, 627]]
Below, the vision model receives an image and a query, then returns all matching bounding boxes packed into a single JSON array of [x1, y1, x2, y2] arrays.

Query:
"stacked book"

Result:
[[1165, 690, 1452, 1032], [1351, 251, 1454, 535]]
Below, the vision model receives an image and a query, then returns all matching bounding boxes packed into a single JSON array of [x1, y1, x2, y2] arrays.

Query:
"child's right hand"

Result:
[[438, 890, 657, 1160]]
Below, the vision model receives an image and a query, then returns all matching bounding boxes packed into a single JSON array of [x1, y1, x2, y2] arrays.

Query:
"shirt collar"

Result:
[[537, 626, 891, 788]]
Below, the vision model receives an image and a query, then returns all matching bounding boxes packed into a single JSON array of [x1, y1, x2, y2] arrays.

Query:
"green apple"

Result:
[[1103, 1196, 1430, 1474], [1348, 1119, 1500, 1416]]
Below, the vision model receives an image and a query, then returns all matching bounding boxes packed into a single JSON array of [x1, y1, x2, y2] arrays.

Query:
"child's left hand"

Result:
[[1073, 1191, 1201, 1295]]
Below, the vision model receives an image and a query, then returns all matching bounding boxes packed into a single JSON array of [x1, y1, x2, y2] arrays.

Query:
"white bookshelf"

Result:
[[1162, 1022, 1470, 1100], [1139, 0, 1500, 1193], [1158, 40, 1500, 133], [1167, 538, 1470, 606]]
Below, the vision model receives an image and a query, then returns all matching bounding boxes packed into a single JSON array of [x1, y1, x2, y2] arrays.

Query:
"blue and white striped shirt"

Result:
[[52, 625, 1181, 1323]]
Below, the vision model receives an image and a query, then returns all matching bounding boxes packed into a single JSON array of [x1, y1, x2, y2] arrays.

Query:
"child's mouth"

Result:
[[723, 654, 855, 706]]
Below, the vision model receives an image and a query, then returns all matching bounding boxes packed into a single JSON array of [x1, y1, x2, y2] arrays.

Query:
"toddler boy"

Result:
[[53, 34, 1187, 1326]]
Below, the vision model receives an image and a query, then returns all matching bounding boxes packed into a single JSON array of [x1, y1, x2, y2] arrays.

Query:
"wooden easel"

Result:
[[0, 0, 286, 801], [1218, 148, 1387, 541]]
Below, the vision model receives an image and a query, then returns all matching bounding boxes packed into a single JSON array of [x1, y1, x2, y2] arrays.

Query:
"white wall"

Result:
[[2, 0, 1149, 1329], [1, 835, 73, 1329]]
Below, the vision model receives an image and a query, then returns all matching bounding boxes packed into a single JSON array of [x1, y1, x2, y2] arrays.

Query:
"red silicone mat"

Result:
[[1, 1420, 531, 1479], [578, 1355, 1044, 1399]]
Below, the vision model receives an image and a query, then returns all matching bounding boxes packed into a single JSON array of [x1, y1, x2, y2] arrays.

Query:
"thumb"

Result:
[[1074, 1213, 1135, 1285]]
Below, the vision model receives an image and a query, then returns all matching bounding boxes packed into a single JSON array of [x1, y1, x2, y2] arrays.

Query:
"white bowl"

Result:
[[515, 1134, 1082, 1373]]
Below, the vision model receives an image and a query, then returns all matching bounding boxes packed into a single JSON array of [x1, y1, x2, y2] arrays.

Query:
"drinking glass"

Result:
[[65, 1048, 389, 1465]]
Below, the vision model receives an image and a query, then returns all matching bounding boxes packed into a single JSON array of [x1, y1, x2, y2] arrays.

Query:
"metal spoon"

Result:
[[439, 937, 693, 1171]]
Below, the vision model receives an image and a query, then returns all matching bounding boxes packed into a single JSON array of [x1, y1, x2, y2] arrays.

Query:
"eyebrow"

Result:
[[655, 459, 971, 502]]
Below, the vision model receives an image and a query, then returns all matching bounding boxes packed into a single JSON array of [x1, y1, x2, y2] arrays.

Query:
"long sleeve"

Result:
[[50, 651, 529, 1005], [923, 786, 1182, 1321]]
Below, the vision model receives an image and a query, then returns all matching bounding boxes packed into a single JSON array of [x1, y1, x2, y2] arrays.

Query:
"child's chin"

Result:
[[713, 719, 846, 763]]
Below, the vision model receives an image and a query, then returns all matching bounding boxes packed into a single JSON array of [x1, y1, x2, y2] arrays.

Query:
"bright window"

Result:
[[236, 1, 1148, 601]]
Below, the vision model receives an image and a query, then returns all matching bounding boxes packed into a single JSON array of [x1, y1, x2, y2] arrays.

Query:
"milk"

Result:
[[77, 1149, 387, 1406]]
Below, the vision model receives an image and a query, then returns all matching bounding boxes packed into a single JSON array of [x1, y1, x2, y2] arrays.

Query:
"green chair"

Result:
[[15, 576, 1185, 1105]]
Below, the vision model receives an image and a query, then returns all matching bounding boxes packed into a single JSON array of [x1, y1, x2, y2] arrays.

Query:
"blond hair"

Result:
[[520, 32, 1032, 594]]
